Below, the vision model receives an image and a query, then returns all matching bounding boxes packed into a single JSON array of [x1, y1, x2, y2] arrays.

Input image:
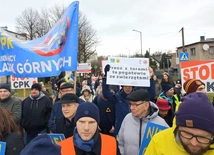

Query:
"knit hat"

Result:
[[175, 92, 214, 134], [81, 85, 91, 94], [183, 79, 205, 94], [20, 134, 61, 155], [0, 83, 11, 92], [162, 84, 173, 92], [75, 102, 100, 124], [156, 99, 171, 111], [31, 83, 41, 91], [59, 93, 79, 104], [127, 89, 150, 101]]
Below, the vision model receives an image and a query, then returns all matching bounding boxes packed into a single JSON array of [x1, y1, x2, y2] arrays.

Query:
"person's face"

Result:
[[60, 88, 74, 96], [166, 88, 174, 96], [178, 126, 213, 155], [31, 89, 40, 97], [76, 117, 98, 141], [83, 90, 90, 96], [123, 86, 133, 94], [159, 110, 169, 118], [0, 89, 10, 100], [62, 103, 78, 120], [130, 101, 150, 117], [163, 74, 169, 81], [196, 85, 207, 94]]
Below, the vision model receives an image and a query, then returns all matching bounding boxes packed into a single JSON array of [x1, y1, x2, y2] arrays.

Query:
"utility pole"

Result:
[[181, 27, 185, 52], [133, 29, 142, 56]]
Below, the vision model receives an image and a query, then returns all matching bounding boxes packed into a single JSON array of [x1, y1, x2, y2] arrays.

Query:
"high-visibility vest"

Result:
[[58, 133, 117, 155]]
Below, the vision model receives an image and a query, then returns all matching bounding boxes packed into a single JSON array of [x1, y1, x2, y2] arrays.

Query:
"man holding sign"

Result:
[[118, 89, 168, 155], [145, 92, 214, 155]]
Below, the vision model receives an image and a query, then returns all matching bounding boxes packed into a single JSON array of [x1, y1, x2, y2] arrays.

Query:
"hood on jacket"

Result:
[[29, 92, 45, 100], [146, 102, 159, 119], [20, 134, 61, 155]]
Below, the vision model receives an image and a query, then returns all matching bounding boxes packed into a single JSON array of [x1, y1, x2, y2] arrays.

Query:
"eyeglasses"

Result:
[[129, 101, 147, 107], [179, 130, 213, 144]]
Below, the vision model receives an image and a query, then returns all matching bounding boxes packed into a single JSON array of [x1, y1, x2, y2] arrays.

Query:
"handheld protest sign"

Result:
[[0, 142, 6, 155], [48, 134, 65, 144], [138, 122, 168, 155]]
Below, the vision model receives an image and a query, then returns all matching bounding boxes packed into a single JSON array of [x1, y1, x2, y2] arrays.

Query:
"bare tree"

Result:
[[78, 12, 99, 63], [15, 5, 99, 63], [15, 8, 40, 40]]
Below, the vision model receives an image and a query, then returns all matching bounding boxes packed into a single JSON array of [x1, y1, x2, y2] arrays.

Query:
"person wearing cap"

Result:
[[80, 85, 95, 102], [118, 89, 169, 155], [20, 134, 61, 155], [0, 83, 22, 124], [102, 64, 133, 136], [58, 102, 121, 155], [55, 93, 79, 138], [145, 92, 214, 155], [48, 83, 85, 133], [158, 84, 180, 125], [156, 98, 172, 126], [183, 79, 206, 95], [21, 83, 52, 145]]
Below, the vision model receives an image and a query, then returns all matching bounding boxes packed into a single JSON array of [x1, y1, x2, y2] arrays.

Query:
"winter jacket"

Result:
[[48, 98, 84, 132], [3, 131, 24, 155], [94, 95, 115, 135], [102, 78, 130, 135], [0, 96, 22, 124], [144, 127, 214, 155], [118, 102, 168, 155], [21, 93, 52, 135], [79, 94, 95, 102], [55, 117, 75, 138]]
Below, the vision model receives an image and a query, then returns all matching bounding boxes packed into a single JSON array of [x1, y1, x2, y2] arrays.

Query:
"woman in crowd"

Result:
[[161, 72, 175, 90], [0, 106, 24, 155], [79, 85, 94, 102]]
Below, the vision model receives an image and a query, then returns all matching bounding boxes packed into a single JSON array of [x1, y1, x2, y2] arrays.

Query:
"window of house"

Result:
[[190, 48, 196, 56], [209, 46, 214, 54]]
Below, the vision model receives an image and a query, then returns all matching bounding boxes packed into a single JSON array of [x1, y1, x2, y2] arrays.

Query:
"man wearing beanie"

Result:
[[145, 92, 214, 155], [21, 83, 52, 145], [183, 79, 206, 95], [58, 102, 121, 155], [118, 89, 168, 155], [0, 83, 22, 124]]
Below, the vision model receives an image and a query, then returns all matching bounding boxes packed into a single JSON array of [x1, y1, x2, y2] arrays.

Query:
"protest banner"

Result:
[[10, 76, 37, 89], [138, 122, 168, 155], [106, 57, 150, 87], [0, 1, 79, 78], [0, 142, 6, 155], [48, 134, 65, 144], [77, 63, 91, 73], [180, 60, 214, 92]]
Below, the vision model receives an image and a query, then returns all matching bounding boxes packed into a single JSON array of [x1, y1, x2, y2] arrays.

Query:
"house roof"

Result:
[[177, 39, 214, 49]]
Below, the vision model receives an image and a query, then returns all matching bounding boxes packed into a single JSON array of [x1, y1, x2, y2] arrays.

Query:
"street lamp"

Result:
[[133, 29, 142, 56]]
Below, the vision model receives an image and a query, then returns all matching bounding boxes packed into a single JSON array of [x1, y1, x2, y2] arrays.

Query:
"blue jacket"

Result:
[[102, 78, 130, 135], [48, 98, 84, 132]]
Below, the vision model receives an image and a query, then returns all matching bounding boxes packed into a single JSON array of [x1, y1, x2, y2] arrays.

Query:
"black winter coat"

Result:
[[21, 93, 52, 135], [55, 117, 75, 138], [3, 131, 24, 155]]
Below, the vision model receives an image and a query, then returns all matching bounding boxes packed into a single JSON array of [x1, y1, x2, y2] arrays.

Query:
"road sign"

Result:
[[165, 55, 172, 59], [180, 52, 189, 61]]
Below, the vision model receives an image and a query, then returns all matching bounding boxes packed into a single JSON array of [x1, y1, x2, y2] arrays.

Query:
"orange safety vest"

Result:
[[58, 133, 117, 155]]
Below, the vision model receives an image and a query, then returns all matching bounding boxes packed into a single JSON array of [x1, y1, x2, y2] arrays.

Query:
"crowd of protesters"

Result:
[[0, 66, 214, 155]]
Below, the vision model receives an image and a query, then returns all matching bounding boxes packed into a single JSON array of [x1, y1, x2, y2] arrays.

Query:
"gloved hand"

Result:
[[104, 64, 110, 77]]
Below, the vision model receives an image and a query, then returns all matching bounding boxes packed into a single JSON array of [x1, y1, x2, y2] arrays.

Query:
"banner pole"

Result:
[[23, 88, 26, 98], [74, 72, 77, 94]]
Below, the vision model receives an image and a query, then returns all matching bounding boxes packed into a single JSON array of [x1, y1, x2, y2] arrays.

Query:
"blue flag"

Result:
[[0, 1, 79, 78]]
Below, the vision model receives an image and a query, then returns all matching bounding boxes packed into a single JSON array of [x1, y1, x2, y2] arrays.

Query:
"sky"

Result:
[[1, 0, 214, 56]]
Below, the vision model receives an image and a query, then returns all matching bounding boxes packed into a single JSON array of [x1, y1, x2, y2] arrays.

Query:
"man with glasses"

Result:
[[118, 89, 168, 155], [145, 92, 214, 155]]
